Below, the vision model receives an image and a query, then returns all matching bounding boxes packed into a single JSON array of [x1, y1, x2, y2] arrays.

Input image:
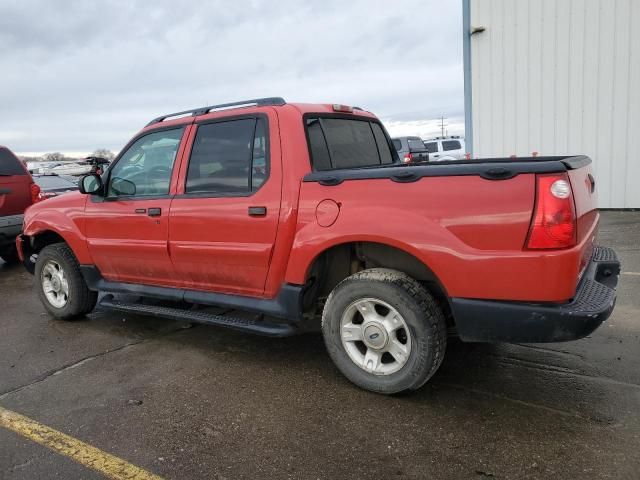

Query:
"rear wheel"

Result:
[[35, 243, 97, 320], [322, 268, 447, 394]]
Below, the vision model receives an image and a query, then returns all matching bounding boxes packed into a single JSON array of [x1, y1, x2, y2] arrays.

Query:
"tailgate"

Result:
[[0, 176, 32, 216]]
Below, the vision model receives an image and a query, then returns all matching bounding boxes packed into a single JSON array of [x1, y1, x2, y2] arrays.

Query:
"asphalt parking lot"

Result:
[[1, 210, 639, 479]]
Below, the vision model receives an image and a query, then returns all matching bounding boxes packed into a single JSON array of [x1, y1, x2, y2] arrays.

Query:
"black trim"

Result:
[[146, 97, 286, 126], [248, 206, 267, 217], [80, 265, 303, 321], [303, 157, 584, 185], [99, 295, 298, 337], [562, 155, 591, 170], [92, 194, 172, 203], [0, 214, 23, 247], [450, 246, 620, 343]]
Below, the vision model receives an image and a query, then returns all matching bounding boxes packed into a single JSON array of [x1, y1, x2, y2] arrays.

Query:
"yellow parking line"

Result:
[[0, 406, 163, 480]]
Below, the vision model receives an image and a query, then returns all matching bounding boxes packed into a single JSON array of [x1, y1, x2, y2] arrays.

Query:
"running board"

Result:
[[99, 295, 298, 337]]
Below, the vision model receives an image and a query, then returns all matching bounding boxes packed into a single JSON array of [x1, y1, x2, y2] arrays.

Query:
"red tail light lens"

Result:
[[526, 173, 577, 249], [403, 152, 413, 163], [30, 183, 41, 204], [39, 191, 57, 200]]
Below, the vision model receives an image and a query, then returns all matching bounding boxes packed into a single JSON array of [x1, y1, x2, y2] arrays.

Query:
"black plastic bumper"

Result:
[[0, 214, 23, 247], [451, 246, 620, 343]]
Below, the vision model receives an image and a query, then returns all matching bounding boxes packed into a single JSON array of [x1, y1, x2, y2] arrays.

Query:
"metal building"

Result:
[[463, 0, 640, 208]]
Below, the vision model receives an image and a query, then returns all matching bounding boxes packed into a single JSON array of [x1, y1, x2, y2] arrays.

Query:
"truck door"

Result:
[[83, 127, 188, 285], [168, 112, 281, 296]]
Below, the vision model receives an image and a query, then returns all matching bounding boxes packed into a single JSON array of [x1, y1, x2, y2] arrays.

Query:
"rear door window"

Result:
[[442, 140, 461, 151], [186, 117, 268, 194], [0, 148, 26, 176], [423, 142, 439, 154], [305, 117, 396, 170], [391, 139, 402, 151]]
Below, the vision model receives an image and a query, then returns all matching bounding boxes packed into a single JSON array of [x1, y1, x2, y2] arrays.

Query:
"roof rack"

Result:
[[146, 97, 286, 126]]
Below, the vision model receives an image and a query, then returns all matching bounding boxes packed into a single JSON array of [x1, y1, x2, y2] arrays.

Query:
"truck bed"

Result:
[[296, 155, 598, 303]]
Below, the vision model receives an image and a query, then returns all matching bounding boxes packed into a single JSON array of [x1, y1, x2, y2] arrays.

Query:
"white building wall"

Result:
[[469, 0, 640, 208]]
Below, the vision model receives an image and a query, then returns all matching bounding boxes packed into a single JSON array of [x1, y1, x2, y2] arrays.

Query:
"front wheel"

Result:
[[322, 268, 447, 394], [35, 243, 98, 320]]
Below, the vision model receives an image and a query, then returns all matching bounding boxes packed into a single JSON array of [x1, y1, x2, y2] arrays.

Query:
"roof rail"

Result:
[[146, 97, 286, 126]]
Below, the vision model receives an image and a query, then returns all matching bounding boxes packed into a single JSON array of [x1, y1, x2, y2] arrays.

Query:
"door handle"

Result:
[[248, 206, 267, 217], [148, 207, 162, 217], [135, 208, 147, 214]]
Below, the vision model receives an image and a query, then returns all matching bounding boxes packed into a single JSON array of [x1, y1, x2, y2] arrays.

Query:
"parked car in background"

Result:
[[17, 98, 619, 394], [423, 136, 466, 160], [47, 162, 93, 176], [27, 161, 63, 174], [33, 174, 79, 200], [0, 146, 39, 264], [391, 136, 429, 163]]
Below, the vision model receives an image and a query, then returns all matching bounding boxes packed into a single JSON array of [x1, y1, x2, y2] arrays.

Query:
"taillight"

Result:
[[39, 191, 57, 201], [526, 173, 577, 249], [30, 183, 41, 204], [403, 152, 413, 163]]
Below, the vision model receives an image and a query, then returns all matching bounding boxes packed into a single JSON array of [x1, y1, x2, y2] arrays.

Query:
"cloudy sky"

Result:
[[0, 0, 464, 157]]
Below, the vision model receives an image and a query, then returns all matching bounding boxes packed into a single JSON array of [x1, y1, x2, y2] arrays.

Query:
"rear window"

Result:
[[423, 142, 439, 154], [407, 138, 426, 152], [442, 140, 461, 151], [0, 148, 26, 176], [391, 139, 402, 151], [305, 117, 396, 170]]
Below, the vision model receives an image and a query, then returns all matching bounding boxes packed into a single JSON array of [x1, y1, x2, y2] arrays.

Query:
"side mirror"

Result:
[[79, 174, 103, 195], [110, 177, 136, 196]]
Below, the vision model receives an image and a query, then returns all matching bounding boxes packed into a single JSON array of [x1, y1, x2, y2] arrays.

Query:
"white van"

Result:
[[422, 136, 466, 161]]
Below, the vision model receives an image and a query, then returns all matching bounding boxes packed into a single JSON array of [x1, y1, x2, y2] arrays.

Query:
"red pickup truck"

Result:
[[17, 98, 620, 393]]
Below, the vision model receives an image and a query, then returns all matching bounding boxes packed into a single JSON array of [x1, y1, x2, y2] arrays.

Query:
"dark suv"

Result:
[[0, 146, 38, 264]]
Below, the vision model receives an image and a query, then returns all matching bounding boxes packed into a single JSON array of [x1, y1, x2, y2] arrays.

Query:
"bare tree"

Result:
[[43, 152, 65, 162], [90, 149, 115, 161]]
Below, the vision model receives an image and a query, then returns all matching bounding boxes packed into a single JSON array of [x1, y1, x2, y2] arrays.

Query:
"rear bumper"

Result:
[[451, 246, 620, 343], [0, 214, 23, 247]]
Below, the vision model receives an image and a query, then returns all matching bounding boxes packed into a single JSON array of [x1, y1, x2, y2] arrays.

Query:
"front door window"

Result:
[[107, 128, 184, 197]]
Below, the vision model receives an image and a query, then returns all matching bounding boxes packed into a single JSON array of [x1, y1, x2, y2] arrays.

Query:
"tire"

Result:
[[34, 243, 98, 320], [0, 245, 20, 265], [322, 268, 447, 394]]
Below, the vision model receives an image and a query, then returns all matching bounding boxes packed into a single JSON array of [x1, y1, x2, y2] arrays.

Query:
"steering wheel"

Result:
[[145, 166, 172, 195]]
